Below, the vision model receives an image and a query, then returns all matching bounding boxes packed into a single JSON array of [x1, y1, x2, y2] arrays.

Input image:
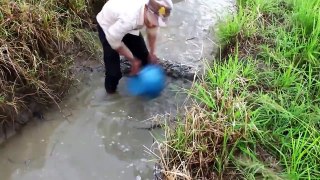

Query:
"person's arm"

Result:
[[146, 27, 160, 64], [104, 19, 141, 74], [115, 43, 134, 62], [115, 44, 140, 75], [146, 27, 159, 55]]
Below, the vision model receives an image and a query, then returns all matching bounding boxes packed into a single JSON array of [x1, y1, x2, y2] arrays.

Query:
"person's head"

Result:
[[144, 0, 173, 28]]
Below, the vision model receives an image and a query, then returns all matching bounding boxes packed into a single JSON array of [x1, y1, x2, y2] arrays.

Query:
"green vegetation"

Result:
[[158, 0, 320, 179], [0, 0, 96, 135]]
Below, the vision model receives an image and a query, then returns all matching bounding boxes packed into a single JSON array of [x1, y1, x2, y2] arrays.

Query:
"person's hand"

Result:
[[129, 58, 141, 76], [148, 53, 159, 64]]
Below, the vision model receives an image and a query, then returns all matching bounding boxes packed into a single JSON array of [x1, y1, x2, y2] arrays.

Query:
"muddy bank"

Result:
[[74, 57, 196, 80]]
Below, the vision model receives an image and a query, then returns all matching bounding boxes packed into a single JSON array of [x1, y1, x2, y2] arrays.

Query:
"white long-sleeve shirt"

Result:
[[96, 0, 148, 49]]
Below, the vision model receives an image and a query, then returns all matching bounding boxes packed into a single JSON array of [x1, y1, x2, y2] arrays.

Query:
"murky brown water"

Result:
[[0, 73, 189, 180], [0, 0, 235, 179]]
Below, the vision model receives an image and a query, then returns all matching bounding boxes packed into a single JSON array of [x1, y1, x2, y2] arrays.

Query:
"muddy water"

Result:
[[0, 0, 235, 179], [0, 73, 190, 180], [156, 0, 235, 70]]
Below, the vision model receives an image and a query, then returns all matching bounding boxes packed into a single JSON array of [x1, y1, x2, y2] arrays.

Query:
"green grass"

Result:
[[0, 0, 95, 134], [158, 0, 320, 179]]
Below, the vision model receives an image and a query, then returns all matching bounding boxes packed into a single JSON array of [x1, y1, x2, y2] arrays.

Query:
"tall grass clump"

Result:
[[0, 0, 96, 136], [156, 0, 320, 179]]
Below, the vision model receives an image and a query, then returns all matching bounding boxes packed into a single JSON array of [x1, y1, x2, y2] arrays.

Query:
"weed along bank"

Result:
[[0, 0, 97, 140], [155, 0, 320, 179], [0, 0, 236, 179]]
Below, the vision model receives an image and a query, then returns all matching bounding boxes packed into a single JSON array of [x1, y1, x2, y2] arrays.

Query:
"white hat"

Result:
[[146, 0, 173, 27]]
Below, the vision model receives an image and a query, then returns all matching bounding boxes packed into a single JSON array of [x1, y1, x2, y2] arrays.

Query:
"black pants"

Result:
[[97, 24, 149, 93]]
